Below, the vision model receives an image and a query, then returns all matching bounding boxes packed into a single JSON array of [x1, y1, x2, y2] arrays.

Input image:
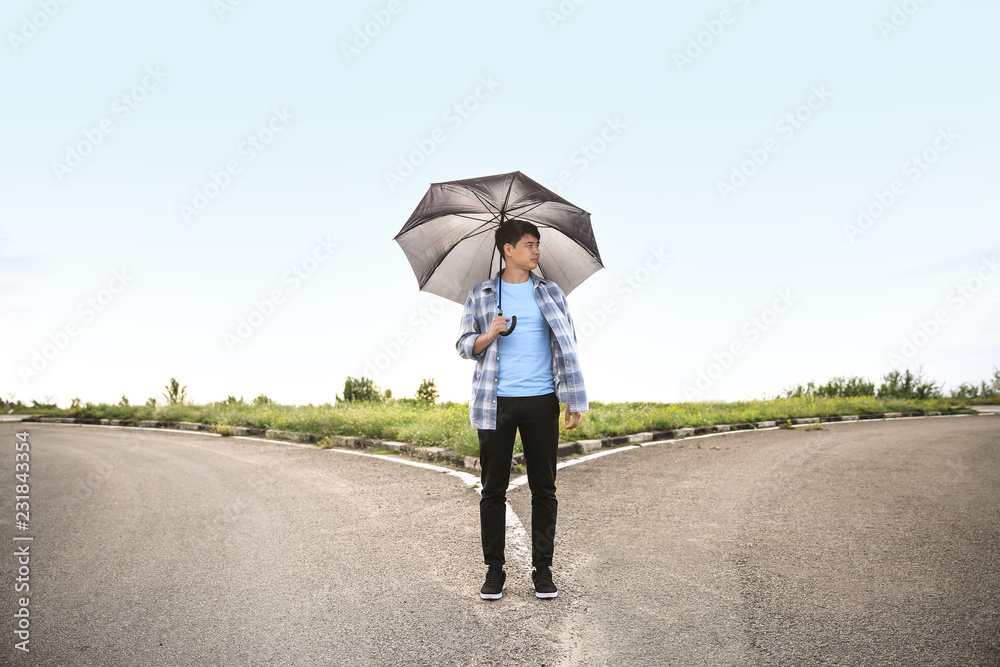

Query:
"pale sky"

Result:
[[2, 0, 998, 407]]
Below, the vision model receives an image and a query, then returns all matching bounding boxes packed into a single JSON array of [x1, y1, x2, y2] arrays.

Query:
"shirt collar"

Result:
[[481, 271, 546, 293]]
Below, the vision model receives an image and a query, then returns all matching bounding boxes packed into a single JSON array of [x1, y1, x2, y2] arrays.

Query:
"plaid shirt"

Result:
[[456, 273, 588, 430]]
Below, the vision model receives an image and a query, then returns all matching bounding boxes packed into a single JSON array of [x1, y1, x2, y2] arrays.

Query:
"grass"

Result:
[[574, 395, 974, 438], [12, 394, 987, 459]]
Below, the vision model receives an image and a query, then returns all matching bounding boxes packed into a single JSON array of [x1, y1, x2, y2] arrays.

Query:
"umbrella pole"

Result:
[[496, 216, 503, 315], [495, 218, 516, 336], [498, 254, 503, 315]]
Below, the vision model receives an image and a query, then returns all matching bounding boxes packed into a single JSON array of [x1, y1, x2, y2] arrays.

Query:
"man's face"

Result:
[[504, 234, 540, 271]]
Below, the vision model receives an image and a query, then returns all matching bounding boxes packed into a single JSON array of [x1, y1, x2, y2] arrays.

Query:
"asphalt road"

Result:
[[1, 415, 997, 666]]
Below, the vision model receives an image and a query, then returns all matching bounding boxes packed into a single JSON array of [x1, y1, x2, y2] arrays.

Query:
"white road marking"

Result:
[[503, 413, 987, 563], [232, 440, 532, 572], [21, 422, 223, 436], [25, 423, 529, 574], [28, 412, 986, 578], [234, 439, 533, 572]]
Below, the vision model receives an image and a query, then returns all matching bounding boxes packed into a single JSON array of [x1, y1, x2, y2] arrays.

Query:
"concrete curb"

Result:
[[13, 408, 986, 472]]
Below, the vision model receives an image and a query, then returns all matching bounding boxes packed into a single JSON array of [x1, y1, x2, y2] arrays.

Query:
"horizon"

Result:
[[7, 364, 997, 410]]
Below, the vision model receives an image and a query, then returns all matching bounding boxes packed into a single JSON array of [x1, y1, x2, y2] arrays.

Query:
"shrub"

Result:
[[949, 367, 1000, 399], [783, 375, 875, 398], [337, 377, 384, 403], [163, 378, 188, 405], [1, 395, 25, 413], [416, 378, 439, 404], [817, 376, 875, 397], [877, 367, 941, 400], [217, 395, 246, 407]]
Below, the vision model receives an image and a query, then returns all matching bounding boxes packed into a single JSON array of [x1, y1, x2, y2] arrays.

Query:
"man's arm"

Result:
[[472, 316, 511, 356], [564, 404, 582, 429], [546, 282, 588, 417], [457, 290, 509, 360]]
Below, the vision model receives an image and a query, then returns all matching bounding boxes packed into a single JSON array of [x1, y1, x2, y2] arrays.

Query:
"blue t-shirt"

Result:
[[497, 278, 555, 397]]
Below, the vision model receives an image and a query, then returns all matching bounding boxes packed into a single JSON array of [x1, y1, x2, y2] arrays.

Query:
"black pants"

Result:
[[478, 392, 560, 568]]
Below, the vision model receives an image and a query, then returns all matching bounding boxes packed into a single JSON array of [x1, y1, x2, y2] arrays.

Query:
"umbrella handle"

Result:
[[499, 314, 517, 336]]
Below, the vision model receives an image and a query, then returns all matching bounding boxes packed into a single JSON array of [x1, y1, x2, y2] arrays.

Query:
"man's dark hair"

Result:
[[495, 219, 540, 257]]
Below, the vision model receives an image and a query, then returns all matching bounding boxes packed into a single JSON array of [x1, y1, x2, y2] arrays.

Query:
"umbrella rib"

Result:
[[499, 173, 519, 222], [504, 201, 548, 223], [448, 211, 500, 224], [468, 189, 501, 219], [469, 188, 499, 212], [418, 193, 509, 288], [502, 201, 602, 262], [457, 222, 497, 242], [420, 222, 497, 289]]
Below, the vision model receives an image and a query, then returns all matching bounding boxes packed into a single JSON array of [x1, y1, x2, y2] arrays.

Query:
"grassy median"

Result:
[[12, 394, 984, 459]]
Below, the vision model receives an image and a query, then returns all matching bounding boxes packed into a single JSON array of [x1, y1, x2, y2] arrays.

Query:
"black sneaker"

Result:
[[480, 566, 506, 600], [532, 566, 558, 599]]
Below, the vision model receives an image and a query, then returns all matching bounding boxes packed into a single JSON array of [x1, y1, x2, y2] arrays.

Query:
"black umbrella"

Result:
[[394, 171, 603, 335]]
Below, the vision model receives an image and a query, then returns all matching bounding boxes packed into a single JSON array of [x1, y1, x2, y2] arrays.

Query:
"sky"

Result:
[[2, 0, 998, 408]]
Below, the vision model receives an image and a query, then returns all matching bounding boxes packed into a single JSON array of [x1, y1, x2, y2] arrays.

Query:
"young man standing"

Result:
[[456, 220, 588, 600]]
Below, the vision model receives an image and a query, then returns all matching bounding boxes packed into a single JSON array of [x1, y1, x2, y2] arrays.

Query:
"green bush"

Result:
[[416, 378, 439, 404], [784, 375, 875, 398], [31, 397, 58, 410], [949, 368, 1000, 400], [784, 369, 946, 400], [337, 377, 385, 403], [162, 378, 188, 405], [216, 395, 246, 407], [876, 368, 941, 400]]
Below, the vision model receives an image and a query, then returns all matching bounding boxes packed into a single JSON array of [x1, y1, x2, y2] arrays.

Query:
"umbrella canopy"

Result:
[[393, 171, 603, 305]]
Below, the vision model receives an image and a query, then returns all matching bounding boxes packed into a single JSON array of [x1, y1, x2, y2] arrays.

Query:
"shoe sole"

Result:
[[480, 582, 506, 600], [535, 591, 558, 599]]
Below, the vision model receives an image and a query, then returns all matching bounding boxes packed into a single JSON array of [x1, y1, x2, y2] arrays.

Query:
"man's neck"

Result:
[[501, 266, 530, 284]]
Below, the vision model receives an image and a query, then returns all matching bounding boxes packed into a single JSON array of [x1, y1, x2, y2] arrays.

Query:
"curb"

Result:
[[17, 417, 472, 470], [14, 408, 982, 472]]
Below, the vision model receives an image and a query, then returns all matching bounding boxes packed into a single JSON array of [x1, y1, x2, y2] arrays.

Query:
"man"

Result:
[[456, 219, 588, 600]]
